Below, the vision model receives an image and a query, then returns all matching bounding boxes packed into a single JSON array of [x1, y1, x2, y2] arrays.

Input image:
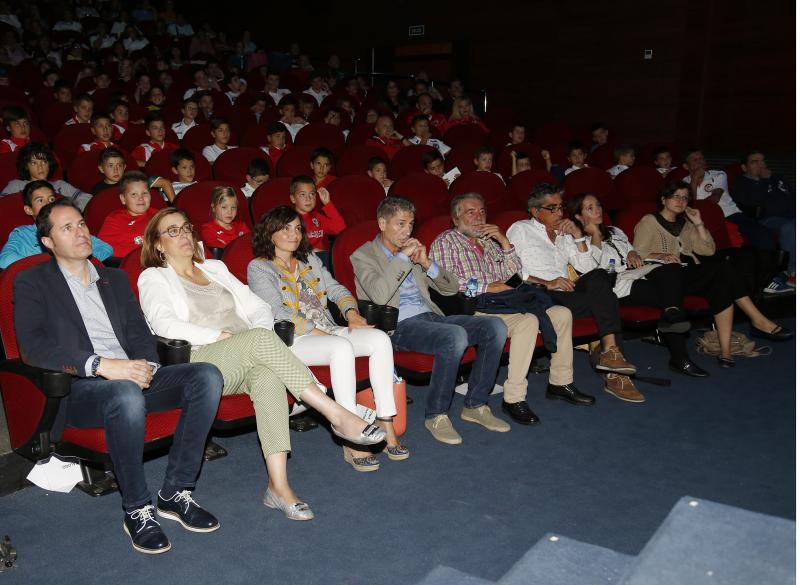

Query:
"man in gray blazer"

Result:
[[350, 196, 508, 445]]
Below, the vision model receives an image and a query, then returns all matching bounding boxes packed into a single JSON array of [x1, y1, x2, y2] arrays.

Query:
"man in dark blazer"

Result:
[[13, 199, 224, 555]]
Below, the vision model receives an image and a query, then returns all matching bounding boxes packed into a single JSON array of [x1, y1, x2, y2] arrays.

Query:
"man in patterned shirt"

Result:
[[430, 192, 592, 426]]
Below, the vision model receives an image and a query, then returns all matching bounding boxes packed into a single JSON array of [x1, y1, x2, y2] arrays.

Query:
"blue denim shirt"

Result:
[[377, 237, 440, 322]]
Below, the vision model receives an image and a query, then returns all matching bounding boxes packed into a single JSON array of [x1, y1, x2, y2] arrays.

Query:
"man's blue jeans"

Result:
[[760, 216, 796, 273], [66, 362, 223, 511], [390, 312, 507, 418]]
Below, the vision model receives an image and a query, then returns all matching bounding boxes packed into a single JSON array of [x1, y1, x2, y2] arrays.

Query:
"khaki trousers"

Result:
[[477, 305, 573, 403]]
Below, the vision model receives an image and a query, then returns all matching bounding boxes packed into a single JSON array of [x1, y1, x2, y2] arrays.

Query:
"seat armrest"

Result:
[[430, 290, 476, 316], [156, 337, 192, 365], [102, 256, 122, 268], [0, 359, 72, 397]]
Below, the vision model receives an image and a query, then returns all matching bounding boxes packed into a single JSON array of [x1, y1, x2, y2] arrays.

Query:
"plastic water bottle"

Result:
[[466, 277, 479, 298], [606, 259, 616, 274]]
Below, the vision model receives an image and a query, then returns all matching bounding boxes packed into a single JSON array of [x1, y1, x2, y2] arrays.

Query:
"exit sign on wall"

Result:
[[408, 25, 425, 37]]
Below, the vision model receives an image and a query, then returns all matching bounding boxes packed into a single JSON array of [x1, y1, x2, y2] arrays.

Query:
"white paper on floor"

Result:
[[26, 454, 83, 493], [454, 383, 504, 396]]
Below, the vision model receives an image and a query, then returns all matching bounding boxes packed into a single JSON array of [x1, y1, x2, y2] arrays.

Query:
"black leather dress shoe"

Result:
[[669, 359, 710, 378], [545, 383, 596, 406], [502, 400, 540, 425], [157, 490, 220, 533], [123, 504, 171, 554], [750, 325, 793, 342]]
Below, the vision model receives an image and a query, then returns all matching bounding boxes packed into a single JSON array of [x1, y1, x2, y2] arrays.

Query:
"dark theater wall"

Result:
[[205, 0, 793, 152]]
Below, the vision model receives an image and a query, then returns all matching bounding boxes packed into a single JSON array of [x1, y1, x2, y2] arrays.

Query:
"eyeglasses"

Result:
[[159, 224, 194, 237], [538, 204, 565, 213], [668, 195, 690, 202]]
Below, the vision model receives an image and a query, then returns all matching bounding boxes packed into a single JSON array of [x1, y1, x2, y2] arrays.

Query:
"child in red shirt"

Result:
[[78, 111, 115, 152], [97, 171, 160, 258], [289, 175, 345, 266], [132, 113, 178, 167], [310, 147, 336, 189], [261, 121, 290, 170], [110, 100, 129, 141], [0, 105, 31, 153], [199, 186, 250, 250]]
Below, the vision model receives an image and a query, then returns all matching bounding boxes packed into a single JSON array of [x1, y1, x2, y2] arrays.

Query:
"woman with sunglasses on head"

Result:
[[569, 192, 707, 377], [247, 205, 408, 473], [137, 208, 386, 520], [632, 181, 791, 367]]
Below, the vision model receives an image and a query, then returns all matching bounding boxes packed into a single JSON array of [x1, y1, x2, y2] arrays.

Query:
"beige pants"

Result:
[[190, 328, 313, 460], [477, 305, 573, 403]]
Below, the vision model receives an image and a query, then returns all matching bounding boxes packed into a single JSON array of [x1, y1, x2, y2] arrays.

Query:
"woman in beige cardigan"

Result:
[[633, 182, 791, 366]]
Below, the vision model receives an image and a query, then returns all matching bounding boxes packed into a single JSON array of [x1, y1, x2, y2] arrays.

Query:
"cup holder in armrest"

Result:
[[156, 337, 191, 365]]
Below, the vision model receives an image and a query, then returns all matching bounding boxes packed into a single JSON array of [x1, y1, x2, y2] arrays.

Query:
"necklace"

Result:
[[274, 255, 296, 273]]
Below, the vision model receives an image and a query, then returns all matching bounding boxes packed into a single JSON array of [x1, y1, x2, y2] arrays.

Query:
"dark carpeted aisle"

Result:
[[0, 321, 794, 585]]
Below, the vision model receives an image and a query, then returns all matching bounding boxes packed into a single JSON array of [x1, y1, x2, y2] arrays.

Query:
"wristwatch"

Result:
[[90, 355, 101, 377]]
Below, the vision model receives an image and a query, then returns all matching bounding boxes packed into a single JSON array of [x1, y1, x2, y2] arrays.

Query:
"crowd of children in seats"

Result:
[[0, 0, 794, 557]]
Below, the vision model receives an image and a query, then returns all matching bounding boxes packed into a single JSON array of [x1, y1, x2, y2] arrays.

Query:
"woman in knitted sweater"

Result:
[[633, 182, 791, 366], [248, 205, 408, 472]]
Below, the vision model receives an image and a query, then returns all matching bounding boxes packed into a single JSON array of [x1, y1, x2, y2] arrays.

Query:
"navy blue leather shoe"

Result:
[[157, 490, 220, 533], [123, 504, 171, 554]]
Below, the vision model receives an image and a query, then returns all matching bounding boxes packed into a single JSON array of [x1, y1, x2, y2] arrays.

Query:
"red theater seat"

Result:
[[250, 177, 293, 223], [416, 215, 452, 248], [326, 175, 385, 225], [507, 169, 556, 210], [388, 172, 450, 223], [0, 193, 32, 248], [0, 253, 181, 478], [294, 123, 345, 155], [275, 145, 314, 177], [220, 233, 254, 284], [450, 170, 511, 212], [613, 166, 665, 206], [444, 144, 479, 174], [563, 167, 619, 210], [389, 145, 437, 180], [443, 124, 489, 149], [337, 144, 387, 176], [212, 147, 271, 185]]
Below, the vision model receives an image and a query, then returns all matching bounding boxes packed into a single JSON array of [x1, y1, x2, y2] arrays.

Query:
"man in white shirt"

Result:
[[507, 183, 643, 403], [405, 115, 451, 155], [683, 149, 776, 252]]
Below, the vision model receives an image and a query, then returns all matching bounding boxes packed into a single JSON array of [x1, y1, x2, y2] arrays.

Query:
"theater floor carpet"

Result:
[[0, 320, 794, 585]]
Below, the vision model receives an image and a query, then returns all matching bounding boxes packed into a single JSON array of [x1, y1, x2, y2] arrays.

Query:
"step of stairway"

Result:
[[499, 533, 633, 585], [619, 496, 795, 585], [416, 565, 496, 585]]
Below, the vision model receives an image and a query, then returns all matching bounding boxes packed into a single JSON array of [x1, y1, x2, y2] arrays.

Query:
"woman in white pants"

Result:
[[248, 205, 408, 472]]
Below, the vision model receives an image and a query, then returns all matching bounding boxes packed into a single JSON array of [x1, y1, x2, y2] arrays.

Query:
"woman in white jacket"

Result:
[[137, 208, 386, 520], [569, 193, 708, 377]]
